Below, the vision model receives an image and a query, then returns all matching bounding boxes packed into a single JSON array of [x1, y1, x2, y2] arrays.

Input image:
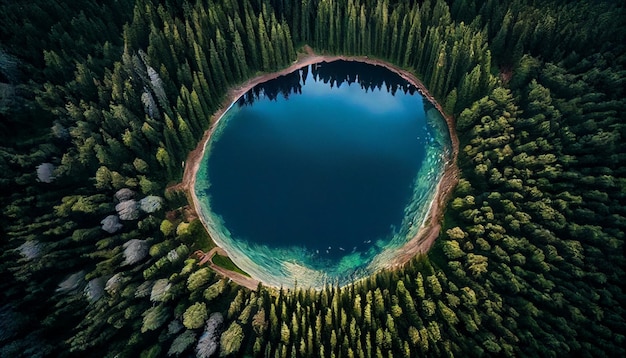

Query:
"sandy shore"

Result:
[[177, 46, 460, 288]]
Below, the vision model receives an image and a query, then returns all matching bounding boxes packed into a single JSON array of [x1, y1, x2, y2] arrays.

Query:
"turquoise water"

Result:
[[194, 61, 451, 288]]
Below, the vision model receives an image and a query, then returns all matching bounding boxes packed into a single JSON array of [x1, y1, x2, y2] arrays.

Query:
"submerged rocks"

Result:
[[166, 248, 180, 263], [105, 273, 121, 294], [51, 121, 69, 140], [17, 240, 42, 260], [56, 271, 85, 294], [110, 190, 162, 222], [105, 273, 127, 295], [116, 199, 139, 220], [36, 163, 55, 183], [122, 239, 149, 265], [114, 188, 135, 202], [101, 215, 123, 233], [102, 189, 162, 226], [139, 195, 163, 213], [196, 312, 224, 358], [85, 277, 105, 302]]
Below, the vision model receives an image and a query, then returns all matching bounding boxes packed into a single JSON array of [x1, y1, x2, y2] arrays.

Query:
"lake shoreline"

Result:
[[178, 46, 460, 288]]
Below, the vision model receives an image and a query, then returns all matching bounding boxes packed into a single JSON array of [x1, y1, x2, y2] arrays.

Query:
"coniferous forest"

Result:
[[1, 0, 625, 357]]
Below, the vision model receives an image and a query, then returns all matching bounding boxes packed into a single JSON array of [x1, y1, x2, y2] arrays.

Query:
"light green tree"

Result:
[[183, 302, 207, 329], [141, 305, 170, 333], [187, 267, 211, 291], [220, 322, 244, 356]]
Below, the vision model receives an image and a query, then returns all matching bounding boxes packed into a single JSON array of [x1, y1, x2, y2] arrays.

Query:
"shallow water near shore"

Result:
[[194, 60, 451, 288]]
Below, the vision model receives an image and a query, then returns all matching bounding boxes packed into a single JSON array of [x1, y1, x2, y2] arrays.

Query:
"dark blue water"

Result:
[[203, 61, 433, 259]]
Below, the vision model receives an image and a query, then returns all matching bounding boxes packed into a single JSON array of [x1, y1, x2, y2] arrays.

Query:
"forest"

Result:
[[0, 0, 624, 356]]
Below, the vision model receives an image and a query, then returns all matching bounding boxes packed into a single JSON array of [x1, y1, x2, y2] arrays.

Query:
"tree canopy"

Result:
[[0, 0, 624, 357]]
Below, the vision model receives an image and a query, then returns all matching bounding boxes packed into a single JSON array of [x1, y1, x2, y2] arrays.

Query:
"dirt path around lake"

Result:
[[198, 247, 260, 291], [175, 46, 460, 287]]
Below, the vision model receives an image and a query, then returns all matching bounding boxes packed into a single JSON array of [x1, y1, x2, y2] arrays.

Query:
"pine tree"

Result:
[[271, 23, 285, 68], [403, 10, 421, 67], [359, 5, 368, 54], [346, 2, 358, 54], [208, 40, 227, 92], [231, 29, 249, 81], [215, 29, 234, 83], [176, 113, 195, 151], [258, 15, 272, 70]]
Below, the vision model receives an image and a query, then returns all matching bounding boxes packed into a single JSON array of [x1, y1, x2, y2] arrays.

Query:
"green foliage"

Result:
[[220, 322, 244, 356], [141, 305, 170, 333], [183, 302, 208, 330], [186, 219, 213, 250], [168, 330, 197, 356], [139, 345, 161, 358], [160, 219, 175, 237], [204, 279, 227, 302], [187, 267, 212, 291], [212, 254, 250, 277], [175, 222, 190, 237], [0, 0, 624, 357]]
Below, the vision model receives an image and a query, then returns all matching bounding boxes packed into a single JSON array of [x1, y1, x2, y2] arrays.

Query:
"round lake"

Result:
[[194, 60, 451, 288]]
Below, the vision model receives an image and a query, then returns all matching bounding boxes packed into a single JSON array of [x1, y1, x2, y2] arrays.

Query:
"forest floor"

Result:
[[175, 46, 460, 287]]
